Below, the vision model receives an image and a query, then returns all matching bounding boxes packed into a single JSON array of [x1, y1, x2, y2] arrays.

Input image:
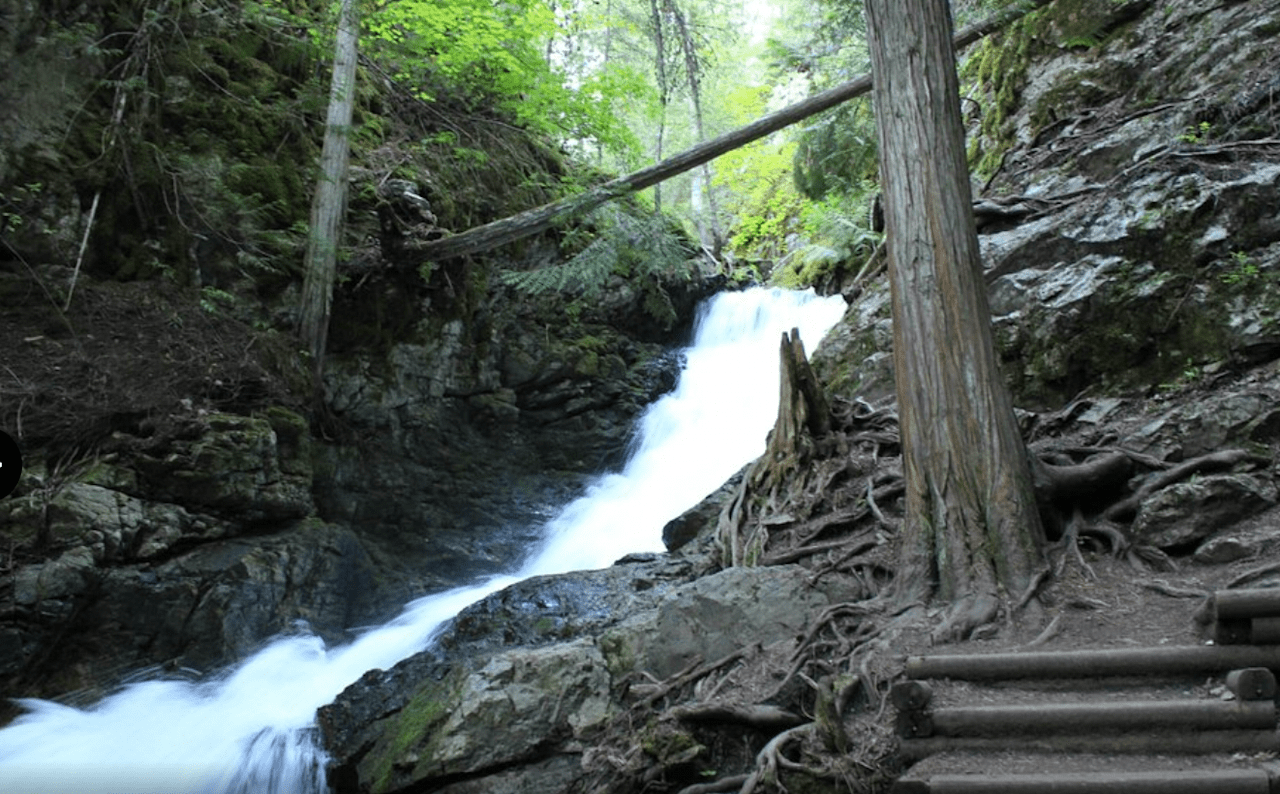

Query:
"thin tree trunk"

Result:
[[596, 0, 615, 166], [865, 0, 1044, 641], [669, 0, 722, 252], [298, 0, 358, 383], [647, 0, 671, 213], [393, 0, 1053, 265]]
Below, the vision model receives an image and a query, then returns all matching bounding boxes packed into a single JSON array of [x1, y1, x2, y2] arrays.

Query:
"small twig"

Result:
[[64, 190, 101, 312], [1024, 614, 1063, 648], [1228, 562, 1280, 589], [865, 476, 893, 529], [1139, 579, 1211, 599], [677, 774, 751, 794]]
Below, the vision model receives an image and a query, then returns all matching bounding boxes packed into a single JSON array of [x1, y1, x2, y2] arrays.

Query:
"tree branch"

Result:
[[397, 0, 1058, 263]]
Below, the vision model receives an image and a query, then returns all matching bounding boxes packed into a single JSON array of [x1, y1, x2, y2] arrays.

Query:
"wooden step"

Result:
[[898, 730, 1280, 760], [900, 698, 1275, 738], [906, 645, 1280, 681], [891, 768, 1273, 794], [1215, 589, 1280, 620]]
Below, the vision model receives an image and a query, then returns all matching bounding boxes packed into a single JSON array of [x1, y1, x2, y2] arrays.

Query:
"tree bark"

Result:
[[669, 0, 722, 252], [865, 0, 1044, 640], [395, 0, 1055, 265], [647, 0, 669, 213], [298, 0, 358, 381]]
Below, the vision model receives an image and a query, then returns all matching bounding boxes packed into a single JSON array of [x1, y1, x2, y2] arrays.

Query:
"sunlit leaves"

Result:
[[361, 0, 634, 152]]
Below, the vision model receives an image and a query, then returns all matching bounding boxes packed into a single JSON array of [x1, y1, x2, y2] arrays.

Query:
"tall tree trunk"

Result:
[[647, 0, 669, 213], [669, 0, 722, 252], [864, 0, 1044, 641], [298, 0, 358, 384]]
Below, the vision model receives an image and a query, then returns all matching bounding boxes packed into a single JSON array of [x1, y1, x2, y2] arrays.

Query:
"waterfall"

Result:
[[0, 287, 847, 793]]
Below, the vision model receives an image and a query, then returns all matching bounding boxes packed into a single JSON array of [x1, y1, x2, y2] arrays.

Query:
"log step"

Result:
[[891, 768, 1273, 794], [906, 645, 1280, 681], [1215, 617, 1280, 645], [1215, 589, 1280, 620], [898, 730, 1280, 760], [899, 698, 1275, 738]]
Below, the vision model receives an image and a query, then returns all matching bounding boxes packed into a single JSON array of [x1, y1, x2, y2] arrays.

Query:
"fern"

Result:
[[501, 205, 693, 303]]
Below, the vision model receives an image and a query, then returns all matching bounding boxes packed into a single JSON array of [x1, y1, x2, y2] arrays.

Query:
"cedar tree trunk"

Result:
[[864, 0, 1045, 639]]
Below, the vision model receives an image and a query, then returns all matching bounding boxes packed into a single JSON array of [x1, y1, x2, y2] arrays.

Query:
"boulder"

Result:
[[1133, 473, 1278, 550], [353, 639, 612, 794], [814, 1, 1280, 410], [321, 559, 864, 794]]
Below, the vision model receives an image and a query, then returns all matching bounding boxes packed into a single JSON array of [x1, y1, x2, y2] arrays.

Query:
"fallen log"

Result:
[[923, 699, 1274, 737], [905, 644, 1280, 680], [897, 729, 1280, 760], [891, 769, 1271, 794], [669, 702, 806, 730], [393, 0, 1057, 263]]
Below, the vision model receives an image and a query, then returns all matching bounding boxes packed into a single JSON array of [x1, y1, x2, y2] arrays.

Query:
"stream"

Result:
[[0, 286, 847, 793]]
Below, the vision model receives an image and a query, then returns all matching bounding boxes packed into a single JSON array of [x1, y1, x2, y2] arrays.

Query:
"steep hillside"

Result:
[[319, 2, 1280, 793], [0, 0, 711, 710]]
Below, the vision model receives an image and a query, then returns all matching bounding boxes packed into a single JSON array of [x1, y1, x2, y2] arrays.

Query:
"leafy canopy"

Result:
[[363, 0, 639, 153]]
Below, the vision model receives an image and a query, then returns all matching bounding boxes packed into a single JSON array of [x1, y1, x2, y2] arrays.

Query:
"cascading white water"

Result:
[[0, 287, 847, 794]]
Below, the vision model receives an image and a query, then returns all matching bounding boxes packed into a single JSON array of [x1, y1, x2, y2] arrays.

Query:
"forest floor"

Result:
[[0, 271, 303, 470], [880, 476, 1280, 786]]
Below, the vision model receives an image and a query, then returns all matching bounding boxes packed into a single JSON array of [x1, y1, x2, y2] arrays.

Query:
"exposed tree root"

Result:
[[930, 592, 1001, 645], [1105, 448, 1270, 522], [597, 338, 1280, 793], [1023, 613, 1064, 648]]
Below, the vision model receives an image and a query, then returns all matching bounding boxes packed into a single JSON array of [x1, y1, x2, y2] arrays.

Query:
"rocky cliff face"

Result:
[[0, 264, 709, 710], [814, 0, 1280, 408], [318, 2, 1280, 792]]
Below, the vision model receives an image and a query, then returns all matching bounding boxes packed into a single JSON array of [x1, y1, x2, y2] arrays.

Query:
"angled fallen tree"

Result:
[[395, 0, 1056, 264]]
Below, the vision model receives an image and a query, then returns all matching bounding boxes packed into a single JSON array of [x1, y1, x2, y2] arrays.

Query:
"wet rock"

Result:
[[661, 466, 742, 552], [0, 520, 385, 702], [12, 547, 95, 606], [354, 639, 611, 794], [133, 412, 313, 522], [1133, 473, 1278, 550], [321, 560, 864, 793]]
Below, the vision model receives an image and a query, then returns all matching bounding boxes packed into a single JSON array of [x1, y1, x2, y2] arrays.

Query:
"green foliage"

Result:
[[713, 135, 805, 262], [1178, 120, 1214, 145], [1221, 250, 1262, 287], [772, 188, 880, 289], [500, 204, 694, 326], [363, 0, 637, 153], [793, 98, 879, 201]]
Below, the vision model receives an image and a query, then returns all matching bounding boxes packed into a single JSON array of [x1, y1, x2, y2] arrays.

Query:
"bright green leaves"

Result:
[[361, 0, 633, 152], [366, 0, 552, 95]]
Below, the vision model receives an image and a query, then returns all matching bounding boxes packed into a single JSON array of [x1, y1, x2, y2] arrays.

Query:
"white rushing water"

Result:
[[0, 287, 847, 794]]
